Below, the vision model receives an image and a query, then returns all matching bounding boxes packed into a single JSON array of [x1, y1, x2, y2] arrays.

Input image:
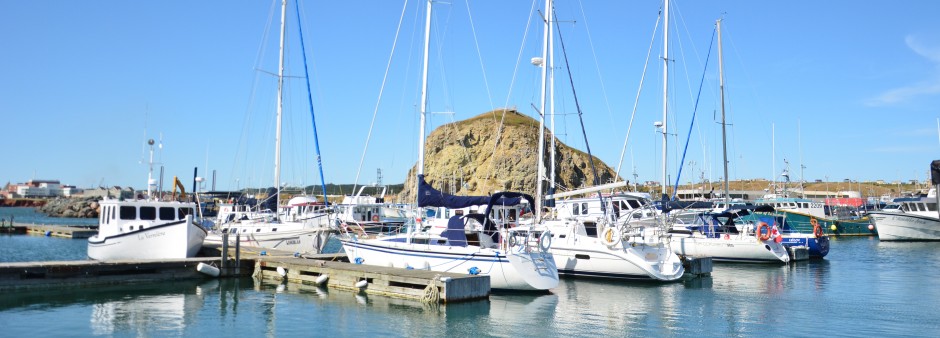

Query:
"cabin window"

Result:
[[159, 207, 176, 221], [584, 222, 598, 237], [110, 206, 116, 221], [928, 203, 938, 212], [454, 210, 464, 216], [918, 203, 927, 212], [119, 206, 137, 220], [581, 203, 588, 215], [902, 204, 911, 212], [140, 207, 157, 220], [627, 200, 641, 209], [178, 208, 193, 219], [573, 203, 580, 215]]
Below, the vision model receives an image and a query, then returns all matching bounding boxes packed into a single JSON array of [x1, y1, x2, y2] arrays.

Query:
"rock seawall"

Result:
[[37, 197, 100, 218]]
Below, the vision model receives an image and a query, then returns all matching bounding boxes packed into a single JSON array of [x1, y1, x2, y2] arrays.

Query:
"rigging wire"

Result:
[[553, 9, 606, 213], [614, 10, 662, 181], [351, 0, 411, 193], [671, 27, 716, 200]]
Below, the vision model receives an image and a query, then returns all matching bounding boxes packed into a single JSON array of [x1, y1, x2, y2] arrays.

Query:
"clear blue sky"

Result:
[[2, 0, 939, 193]]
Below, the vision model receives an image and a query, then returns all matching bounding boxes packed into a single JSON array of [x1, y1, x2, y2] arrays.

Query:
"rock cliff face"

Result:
[[397, 109, 620, 202]]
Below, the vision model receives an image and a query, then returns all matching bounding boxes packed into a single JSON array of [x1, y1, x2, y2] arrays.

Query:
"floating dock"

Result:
[[24, 224, 97, 239], [0, 225, 26, 234], [254, 257, 489, 303], [0, 258, 253, 292], [0, 243, 490, 303]]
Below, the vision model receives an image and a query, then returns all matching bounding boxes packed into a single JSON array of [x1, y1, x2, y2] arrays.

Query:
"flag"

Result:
[[772, 222, 783, 243]]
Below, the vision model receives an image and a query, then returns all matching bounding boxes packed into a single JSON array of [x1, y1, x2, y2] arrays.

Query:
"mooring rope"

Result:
[[423, 274, 442, 304]]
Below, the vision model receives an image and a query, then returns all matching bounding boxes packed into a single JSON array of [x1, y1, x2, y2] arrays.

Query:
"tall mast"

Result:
[[660, 0, 670, 197], [717, 19, 729, 203], [274, 0, 287, 211], [535, 0, 552, 221], [548, 0, 556, 201], [415, 0, 432, 204]]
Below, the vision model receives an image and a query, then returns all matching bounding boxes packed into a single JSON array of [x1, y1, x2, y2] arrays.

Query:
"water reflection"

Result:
[[3, 238, 939, 337]]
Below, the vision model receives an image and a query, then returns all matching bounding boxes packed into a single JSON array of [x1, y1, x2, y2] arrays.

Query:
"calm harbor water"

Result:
[[0, 206, 97, 227], [1, 208, 938, 336]]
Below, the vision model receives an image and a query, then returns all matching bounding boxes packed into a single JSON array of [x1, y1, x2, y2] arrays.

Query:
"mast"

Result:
[[535, 0, 552, 221], [660, 0, 670, 197], [274, 0, 287, 212], [548, 0, 556, 204], [416, 0, 432, 204], [717, 19, 729, 203], [146, 139, 156, 199]]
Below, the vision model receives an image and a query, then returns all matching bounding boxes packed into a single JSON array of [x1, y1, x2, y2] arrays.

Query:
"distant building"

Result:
[[2, 180, 84, 198]]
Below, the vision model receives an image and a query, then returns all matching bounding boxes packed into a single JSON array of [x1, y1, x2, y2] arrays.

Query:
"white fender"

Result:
[[196, 263, 220, 277], [315, 274, 329, 285]]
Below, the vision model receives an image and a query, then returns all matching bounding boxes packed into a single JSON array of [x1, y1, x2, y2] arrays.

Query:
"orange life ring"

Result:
[[810, 218, 819, 228], [371, 215, 380, 222], [813, 223, 823, 238], [757, 222, 771, 241]]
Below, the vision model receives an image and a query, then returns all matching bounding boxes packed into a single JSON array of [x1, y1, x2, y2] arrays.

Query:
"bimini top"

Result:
[[417, 174, 492, 209]]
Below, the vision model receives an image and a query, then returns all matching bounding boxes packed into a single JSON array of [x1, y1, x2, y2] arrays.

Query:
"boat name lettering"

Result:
[[138, 231, 166, 240]]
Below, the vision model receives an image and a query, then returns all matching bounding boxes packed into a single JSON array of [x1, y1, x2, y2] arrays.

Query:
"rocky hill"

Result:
[[396, 109, 620, 202]]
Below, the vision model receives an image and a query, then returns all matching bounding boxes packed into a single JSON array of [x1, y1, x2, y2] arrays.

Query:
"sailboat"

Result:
[[665, 17, 789, 264], [533, 0, 684, 281], [338, 0, 559, 291], [204, 0, 334, 256]]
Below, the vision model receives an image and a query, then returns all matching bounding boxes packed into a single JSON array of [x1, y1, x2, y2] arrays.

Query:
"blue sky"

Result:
[[2, 0, 939, 193]]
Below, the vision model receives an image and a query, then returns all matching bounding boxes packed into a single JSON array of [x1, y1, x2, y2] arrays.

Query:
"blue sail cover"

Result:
[[417, 174, 490, 208]]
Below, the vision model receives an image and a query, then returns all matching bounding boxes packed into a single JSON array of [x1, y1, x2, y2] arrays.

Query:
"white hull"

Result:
[[204, 227, 332, 254], [669, 234, 789, 263], [550, 244, 684, 281], [869, 212, 940, 241], [544, 221, 683, 281], [88, 219, 207, 261], [340, 238, 559, 291]]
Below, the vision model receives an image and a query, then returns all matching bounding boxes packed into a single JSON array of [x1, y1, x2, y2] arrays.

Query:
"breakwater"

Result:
[[36, 197, 99, 218]]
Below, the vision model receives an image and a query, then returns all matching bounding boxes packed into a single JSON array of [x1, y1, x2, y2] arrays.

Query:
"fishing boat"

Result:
[[755, 184, 874, 236], [88, 139, 207, 260], [334, 185, 407, 235], [204, 0, 335, 255], [868, 183, 940, 241], [339, 0, 558, 291]]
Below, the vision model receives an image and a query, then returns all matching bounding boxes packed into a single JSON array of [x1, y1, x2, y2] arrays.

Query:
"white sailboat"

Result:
[[204, 0, 334, 255], [667, 17, 789, 264], [88, 139, 207, 261], [535, 0, 684, 281], [339, 0, 559, 291]]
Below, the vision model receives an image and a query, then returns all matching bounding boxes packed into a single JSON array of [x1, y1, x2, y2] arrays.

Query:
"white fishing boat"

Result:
[[205, 0, 335, 255], [339, 0, 558, 291], [869, 185, 940, 241], [88, 139, 207, 261], [334, 185, 407, 235]]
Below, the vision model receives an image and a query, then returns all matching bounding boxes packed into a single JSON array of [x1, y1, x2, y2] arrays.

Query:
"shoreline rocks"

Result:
[[37, 197, 100, 218]]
